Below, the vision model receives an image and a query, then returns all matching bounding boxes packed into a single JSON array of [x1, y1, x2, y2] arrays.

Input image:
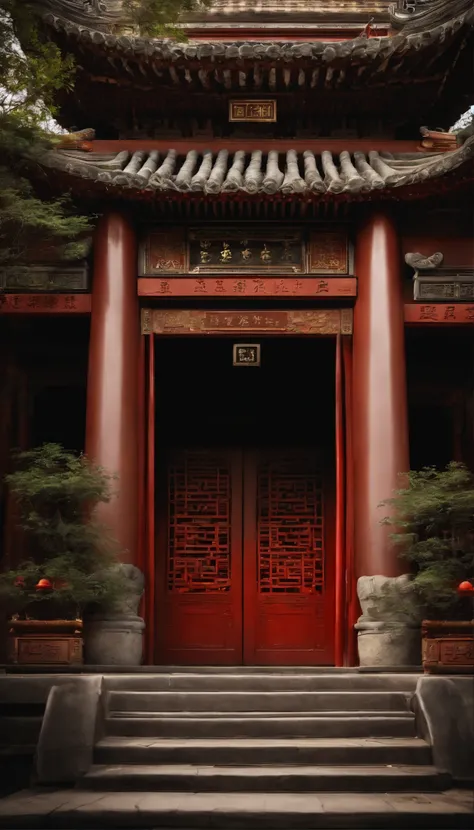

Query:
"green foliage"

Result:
[[124, 1, 211, 38], [0, 444, 131, 617], [380, 463, 474, 618], [0, 2, 89, 261]]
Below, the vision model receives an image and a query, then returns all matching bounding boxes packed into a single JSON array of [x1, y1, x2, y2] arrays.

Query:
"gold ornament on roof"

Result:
[[220, 242, 233, 263], [260, 244, 272, 264]]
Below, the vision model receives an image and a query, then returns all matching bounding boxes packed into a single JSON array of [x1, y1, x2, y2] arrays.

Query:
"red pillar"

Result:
[[353, 210, 409, 579], [86, 212, 139, 564]]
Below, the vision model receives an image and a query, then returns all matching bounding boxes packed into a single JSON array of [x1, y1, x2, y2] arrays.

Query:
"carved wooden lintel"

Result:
[[0, 294, 92, 313], [141, 308, 353, 336], [404, 303, 474, 324], [138, 277, 357, 298]]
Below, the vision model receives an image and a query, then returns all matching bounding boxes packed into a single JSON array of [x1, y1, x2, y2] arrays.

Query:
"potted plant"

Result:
[[381, 462, 474, 674], [0, 443, 132, 666]]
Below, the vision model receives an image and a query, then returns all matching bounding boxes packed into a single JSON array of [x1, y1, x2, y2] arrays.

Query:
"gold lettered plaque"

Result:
[[229, 100, 277, 123]]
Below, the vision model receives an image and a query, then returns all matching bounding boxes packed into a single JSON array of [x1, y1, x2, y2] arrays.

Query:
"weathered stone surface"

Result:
[[84, 617, 145, 665], [355, 575, 422, 667], [35, 676, 103, 784], [415, 676, 474, 783], [83, 565, 145, 665]]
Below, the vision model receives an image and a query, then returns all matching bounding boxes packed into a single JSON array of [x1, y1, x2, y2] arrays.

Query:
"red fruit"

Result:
[[36, 578, 53, 590], [14, 576, 25, 588], [458, 580, 474, 593]]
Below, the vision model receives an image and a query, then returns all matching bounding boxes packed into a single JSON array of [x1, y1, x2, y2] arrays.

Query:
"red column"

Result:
[[353, 210, 409, 578], [86, 212, 139, 564]]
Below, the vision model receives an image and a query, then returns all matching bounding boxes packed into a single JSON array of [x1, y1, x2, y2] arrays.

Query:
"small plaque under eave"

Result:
[[233, 344, 261, 367], [229, 100, 277, 123]]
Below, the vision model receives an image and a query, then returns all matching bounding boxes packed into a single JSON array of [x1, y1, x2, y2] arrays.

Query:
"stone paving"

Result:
[[0, 787, 472, 828]]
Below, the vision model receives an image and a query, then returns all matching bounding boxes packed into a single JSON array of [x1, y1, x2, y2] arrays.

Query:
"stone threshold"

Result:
[[0, 788, 472, 829]]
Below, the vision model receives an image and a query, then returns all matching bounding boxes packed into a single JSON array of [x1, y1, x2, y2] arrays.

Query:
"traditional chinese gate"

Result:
[[155, 447, 334, 665], [142, 308, 354, 666]]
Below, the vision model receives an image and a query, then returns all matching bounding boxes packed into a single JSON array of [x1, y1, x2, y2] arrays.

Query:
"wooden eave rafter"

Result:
[[37, 4, 473, 96]]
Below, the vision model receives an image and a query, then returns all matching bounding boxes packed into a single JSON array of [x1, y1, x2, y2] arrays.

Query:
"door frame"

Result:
[[140, 307, 354, 665]]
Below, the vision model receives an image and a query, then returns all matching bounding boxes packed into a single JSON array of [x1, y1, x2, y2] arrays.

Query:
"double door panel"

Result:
[[156, 448, 334, 665]]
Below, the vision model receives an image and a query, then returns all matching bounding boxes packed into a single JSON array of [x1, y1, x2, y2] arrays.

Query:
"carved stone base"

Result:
[[356, 622, 421, 667], [83, 616, 145, 666], [83, 563, 145, 666], [355, 574, 422, 667]]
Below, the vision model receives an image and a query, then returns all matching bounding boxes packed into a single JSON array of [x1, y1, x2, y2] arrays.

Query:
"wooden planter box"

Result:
[[422, 620, 474, 674], [7, 619, 83, 666]]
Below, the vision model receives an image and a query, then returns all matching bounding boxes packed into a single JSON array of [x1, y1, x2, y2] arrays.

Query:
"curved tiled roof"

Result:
[[43, 137, 474, 198]]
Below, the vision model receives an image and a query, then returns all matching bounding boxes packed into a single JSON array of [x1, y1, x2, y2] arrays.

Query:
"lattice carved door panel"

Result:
[[243, 449, 335, 665], [156, 449, 243, 665], [156, 447, 334, 666]]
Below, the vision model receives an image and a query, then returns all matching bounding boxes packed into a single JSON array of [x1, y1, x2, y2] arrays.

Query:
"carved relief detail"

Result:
[[141, 229, 186, 275], [308, 231, 349, 274], [141, 309, 353, 336]]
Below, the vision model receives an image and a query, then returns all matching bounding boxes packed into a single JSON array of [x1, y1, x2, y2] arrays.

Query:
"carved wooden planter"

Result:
[[7, 619, 83, 666], [422, 620, 474, 674]]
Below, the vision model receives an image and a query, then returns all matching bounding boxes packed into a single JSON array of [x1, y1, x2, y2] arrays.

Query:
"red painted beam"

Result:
[[404, 303, 474, 324], [91, 139, 421, 155], [0, 294, 91, 313], [138, 277, 357, 298]]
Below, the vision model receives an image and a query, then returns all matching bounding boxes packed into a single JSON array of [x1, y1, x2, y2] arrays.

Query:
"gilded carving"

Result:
[[188, 228, 303, 274], [309, 231, 349, 274], [141, 229, 186, 275], [141, 309, 351, 336]]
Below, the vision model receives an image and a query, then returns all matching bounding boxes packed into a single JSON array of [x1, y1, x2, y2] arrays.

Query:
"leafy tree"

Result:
[[124, 1, 211, 37], [380, 463, 474, 619], [0, 1, 90, 261], [0, 1, 208, 261], [0, 444, 131, 617]]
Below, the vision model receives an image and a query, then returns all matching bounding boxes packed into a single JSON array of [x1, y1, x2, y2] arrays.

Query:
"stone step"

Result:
[[106, 690, 412, 713], [102, 672, 420, 693], [0, 788, 472, 829], [105, 713, 416, 738], [78, 762, 449, 793], [95, 736, 433, 767], [108, 709, 413, 720]]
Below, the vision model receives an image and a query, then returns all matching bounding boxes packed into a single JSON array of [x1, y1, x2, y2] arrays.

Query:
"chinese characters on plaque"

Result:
[[139, 226, 351, 277], [229, 101, 277, 123], [137, 276, 357, 297], [233, 344, 261, 367], [141, 309, 353, 336], [0, 294, 91, 313], [188, 230, 304, 274], [404, 304, 474, 324]]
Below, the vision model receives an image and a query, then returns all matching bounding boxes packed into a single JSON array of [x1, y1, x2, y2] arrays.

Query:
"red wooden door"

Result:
[[156, 448, 243, 665], [156, 447, 334, 665], [243, 448, 335, 665]]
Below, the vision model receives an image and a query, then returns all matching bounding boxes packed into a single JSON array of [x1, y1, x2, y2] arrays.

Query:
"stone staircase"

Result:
[[63, 669, 467, 826], [1, 669, 472, 828]]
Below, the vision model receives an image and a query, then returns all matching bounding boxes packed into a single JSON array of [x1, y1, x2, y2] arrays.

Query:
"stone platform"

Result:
[[0, 669, 472, 828], [0, 787, 473, 829]]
